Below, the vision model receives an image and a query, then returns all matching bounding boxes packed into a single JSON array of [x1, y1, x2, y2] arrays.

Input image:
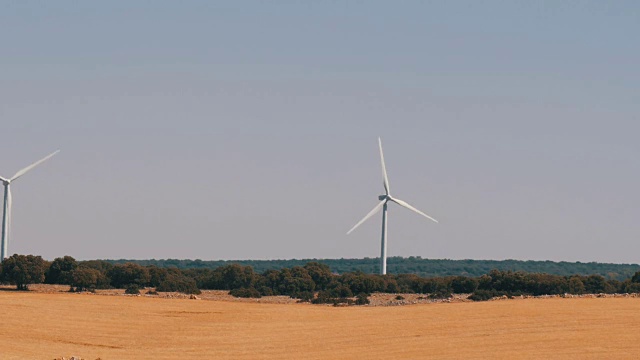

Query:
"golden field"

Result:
[[1, 290, 639, 359]]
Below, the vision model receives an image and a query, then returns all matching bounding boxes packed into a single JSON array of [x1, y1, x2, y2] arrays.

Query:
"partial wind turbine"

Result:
[[347, 138, 437, 275], [1, 150, 60, 260]]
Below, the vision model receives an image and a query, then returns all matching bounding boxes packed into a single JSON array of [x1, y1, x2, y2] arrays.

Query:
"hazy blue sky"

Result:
[[1, 1, 639, 263]]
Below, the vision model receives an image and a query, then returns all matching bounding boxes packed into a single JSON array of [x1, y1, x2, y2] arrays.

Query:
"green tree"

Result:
[[71, 267, 101, 292], [304, 262, 333, 290], [568, 276, 586, 294], [275, 267, 315, 297], [181, 268, 213, 289], [79, 260, 114, 274], [623, 281, 640, 293], [209, 264, 256, 290], [340, 272, 385, 295], [147, 266, 170, 287], [260, 269, 281, 294], [583, 275, 607, 294], [1, 254, 48, 290], [450, 276, 479, 293], [46, 256, 78, 284], [156, 273, 201, 294], [327, 283, 353, 298], [107, 263, 151, 288]]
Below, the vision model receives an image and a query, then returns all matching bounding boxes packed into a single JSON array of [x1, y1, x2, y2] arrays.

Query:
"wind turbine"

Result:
[[1, 150, 60, 261], [347, 138, 437, 275]]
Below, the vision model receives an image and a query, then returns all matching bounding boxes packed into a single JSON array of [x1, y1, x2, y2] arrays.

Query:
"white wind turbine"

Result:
[[347, 138, 437, 275], [1, 150, 60, 261]]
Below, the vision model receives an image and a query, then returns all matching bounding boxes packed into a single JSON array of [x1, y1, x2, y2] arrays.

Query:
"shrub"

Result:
[[395, 295, 405, 300], [355, 293, 370, 305], [468, 289, 496, 301], [450, 276, 479, 293], [429, 288, 452, 299], [125, 284, 140, 294], [383, 276, 400, 293], [294, 291, 314, 302], [311, 290, 345, 304], [258, 286, 275, 296], [327, 284, 353, 298], [311, 290, 355, 306], [156, 274, 201, 295], [312, 290, 333, 304], [230, 287, 262, 298], [332, 298, 355, 306], [339, 272, 384, 294]]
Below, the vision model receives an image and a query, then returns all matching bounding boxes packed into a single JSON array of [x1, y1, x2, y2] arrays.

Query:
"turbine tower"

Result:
[[347, 138, 437, 275], [1, 150, 60, 261]]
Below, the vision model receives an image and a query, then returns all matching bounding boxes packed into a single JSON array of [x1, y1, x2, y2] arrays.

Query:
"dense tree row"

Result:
[[2, 255, 640, 304], [0, 255, 199, 294], [104, 256, 640, 281]]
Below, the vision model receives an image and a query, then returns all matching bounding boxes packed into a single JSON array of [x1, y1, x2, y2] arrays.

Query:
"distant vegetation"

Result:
[[2, 254, 640, 304], [102, 256, 640, 281]]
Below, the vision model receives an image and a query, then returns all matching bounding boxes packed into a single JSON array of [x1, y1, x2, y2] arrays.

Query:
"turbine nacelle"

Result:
[[378, 195, 388, 201]]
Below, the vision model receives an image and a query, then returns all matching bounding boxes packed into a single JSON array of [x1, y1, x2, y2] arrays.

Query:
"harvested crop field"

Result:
[[1, 290, 639, 359]]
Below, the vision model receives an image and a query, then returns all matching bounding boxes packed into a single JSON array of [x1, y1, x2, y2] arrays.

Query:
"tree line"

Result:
[[103, 256, 640, 281], [2, 254, 640, 304]]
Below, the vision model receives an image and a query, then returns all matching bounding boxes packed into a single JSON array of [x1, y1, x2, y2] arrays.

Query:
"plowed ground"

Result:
[[1, 291, 639, 359]]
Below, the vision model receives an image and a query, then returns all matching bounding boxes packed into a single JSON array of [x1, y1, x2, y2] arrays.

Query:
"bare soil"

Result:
[[0, 284, 469, 306]]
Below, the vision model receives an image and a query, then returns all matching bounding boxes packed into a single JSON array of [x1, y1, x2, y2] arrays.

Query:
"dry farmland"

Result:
[[1, 290, 639, 359]]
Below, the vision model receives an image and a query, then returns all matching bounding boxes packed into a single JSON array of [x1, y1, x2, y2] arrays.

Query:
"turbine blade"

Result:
[[10, 150, 60, 181], [389, 197, 438, 223], [0, 176, 7, 183], [379, 137, 390, 195], [347, 200, 386, 235]]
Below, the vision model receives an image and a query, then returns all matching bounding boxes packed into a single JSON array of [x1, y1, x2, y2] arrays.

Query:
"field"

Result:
[[1, 289, 639, 359]]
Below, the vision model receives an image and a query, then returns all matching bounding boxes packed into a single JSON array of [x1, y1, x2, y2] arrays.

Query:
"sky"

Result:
[[1, 1, 639, 263]]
